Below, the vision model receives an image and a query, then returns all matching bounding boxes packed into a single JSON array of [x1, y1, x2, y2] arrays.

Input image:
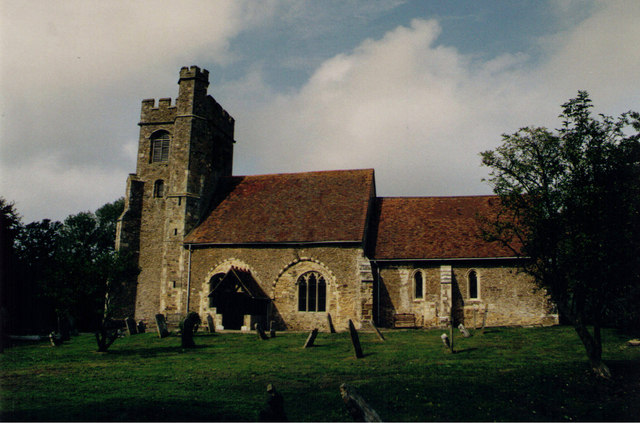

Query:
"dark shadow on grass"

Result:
[[452, 347, 478, 354], [1, 398, 247, 422], [106, 344, 211, 358]]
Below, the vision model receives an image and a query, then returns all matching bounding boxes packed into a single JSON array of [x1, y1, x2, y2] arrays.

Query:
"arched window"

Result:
[[414, 270, 424, 299], [468, 270, 479, 299], [151, 131, 170, 163], [298, 271, 326, 312], [153, 180, 164, 198]]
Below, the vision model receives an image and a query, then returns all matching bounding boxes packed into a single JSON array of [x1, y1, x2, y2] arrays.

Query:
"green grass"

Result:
[[1, 326, 639, 421]]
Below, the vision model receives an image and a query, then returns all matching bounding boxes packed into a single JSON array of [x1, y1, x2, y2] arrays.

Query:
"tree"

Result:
[[481, 92, 640, 378]]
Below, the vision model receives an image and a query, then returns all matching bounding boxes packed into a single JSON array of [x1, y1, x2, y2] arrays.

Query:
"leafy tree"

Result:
[[481, 92, 640, 378]]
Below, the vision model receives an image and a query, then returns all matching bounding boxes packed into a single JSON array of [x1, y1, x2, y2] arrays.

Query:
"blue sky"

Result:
[[1, 1, 639, 223]]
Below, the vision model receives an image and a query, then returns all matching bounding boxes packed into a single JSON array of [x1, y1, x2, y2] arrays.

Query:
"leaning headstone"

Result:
[[269, 320, 276, 338], [256, 323, 269, 340], [369, 321, 385, 342], [340, 383, 382, 422], [206, 314, 216, 333], [258, 383, 288, 422], [458, 323, 471, 338], [155, 314, 169, 338], [137, 320, 146, 333], [303, 328, 319, 348], [481, 304, 489, 334], [441, 333, 450, 349], [327, 313, 337, 333], [348, 320, 364, 359], [181, 312, 201, 348], [125, 317, 138, 335]]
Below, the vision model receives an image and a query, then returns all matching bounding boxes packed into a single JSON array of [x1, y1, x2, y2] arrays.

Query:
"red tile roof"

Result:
[[370, 196, 518, 260], [184, 169, 375, 245]]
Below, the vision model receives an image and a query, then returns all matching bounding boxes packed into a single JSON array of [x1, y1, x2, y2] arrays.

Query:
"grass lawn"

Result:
[[1, 326, 639, 421]]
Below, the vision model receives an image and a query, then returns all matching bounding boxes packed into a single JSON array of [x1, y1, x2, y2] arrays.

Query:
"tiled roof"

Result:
[[370, 196, 518, 260], [184, 169, 375, 245]]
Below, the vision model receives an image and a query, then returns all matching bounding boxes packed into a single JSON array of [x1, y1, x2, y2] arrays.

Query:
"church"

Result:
[[115, 66, 558, 331]]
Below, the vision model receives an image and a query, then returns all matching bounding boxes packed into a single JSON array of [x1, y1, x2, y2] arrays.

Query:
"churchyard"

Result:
[[1, 325, 639, 421]]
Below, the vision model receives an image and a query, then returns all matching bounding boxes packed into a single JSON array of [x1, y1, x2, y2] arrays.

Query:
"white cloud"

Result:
[[233, 3, 640, 199]]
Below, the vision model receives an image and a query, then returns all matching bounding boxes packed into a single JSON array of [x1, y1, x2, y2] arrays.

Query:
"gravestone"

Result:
[[206, 314, 216, 333], [303, 328, 319, 348], [181, 312, 201, 348], [327, 313, 336, 333], [269, 320, 276, 338], [155, 314, 169, 338], [348, 320, 364, 359], [340, 383, 382, 422], [258, 383, 287, 421], [256, 323, 269, 340], [481, 304, 489, 334], [369, 321, 385, 342], [125, 317, 138, 335], [49, 332, 63, 346], [458, 323, 471, 338], [137, 320, 146, 333], [441, 333, 450, 349]]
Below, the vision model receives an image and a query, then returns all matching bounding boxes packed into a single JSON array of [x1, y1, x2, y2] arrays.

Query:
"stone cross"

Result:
[[348, 320, 364, 359], [125, 317, 138, 335], [155, 314, 169, 338], [303, 328, 319, 348], [458, 323, 471, 338]]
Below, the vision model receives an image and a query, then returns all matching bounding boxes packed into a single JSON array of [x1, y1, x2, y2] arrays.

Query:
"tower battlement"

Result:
[[179, 65, 209, 83], [140, 97, 177, 124]]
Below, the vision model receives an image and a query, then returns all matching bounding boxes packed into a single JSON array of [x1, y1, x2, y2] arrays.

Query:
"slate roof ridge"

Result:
[[230, 167, 375, 179]]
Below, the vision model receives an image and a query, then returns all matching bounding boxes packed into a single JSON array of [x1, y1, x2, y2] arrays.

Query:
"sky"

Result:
[[1, 0, 639, 223]]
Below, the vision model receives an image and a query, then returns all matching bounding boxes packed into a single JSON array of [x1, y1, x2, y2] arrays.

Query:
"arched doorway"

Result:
[[208, 267, 270, 330]]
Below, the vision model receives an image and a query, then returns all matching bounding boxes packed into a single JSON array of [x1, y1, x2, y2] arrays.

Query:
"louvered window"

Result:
[[151, 132, 170, 163]]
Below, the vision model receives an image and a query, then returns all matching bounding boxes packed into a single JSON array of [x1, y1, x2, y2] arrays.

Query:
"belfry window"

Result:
[[153, 180, 164, 198], [414, 270, 424, 299], [468, 270, 479, 299], [298, 271, 326, 312], [151, 131, 170, 163]]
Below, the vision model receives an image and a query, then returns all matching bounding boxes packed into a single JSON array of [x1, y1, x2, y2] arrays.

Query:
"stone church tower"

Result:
[[116, 66, 235, 321]]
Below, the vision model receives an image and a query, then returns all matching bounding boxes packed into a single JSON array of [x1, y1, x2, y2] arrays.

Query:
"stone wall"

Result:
[[376, 260, 558, 328], [187, 244, 372, 331]]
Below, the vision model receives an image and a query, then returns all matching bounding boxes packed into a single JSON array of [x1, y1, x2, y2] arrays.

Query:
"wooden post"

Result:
[[303, 328, 319, 348], [327, 313, 336, 333], [339, 383, 382, 422], [481, 303, 489, 334], [369, 321, 385, 342], [256, 323, 269, 340], [348, 320, 364, 359]]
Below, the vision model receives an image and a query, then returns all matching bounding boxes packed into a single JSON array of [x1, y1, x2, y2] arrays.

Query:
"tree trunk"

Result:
[[572, 317, 611, 379]]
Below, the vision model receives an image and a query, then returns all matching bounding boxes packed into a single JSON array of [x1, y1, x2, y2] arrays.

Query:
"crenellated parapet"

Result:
[[179, 65, 209, 83], [204, 95, 235, 137], [140, 98, 177, 125]]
